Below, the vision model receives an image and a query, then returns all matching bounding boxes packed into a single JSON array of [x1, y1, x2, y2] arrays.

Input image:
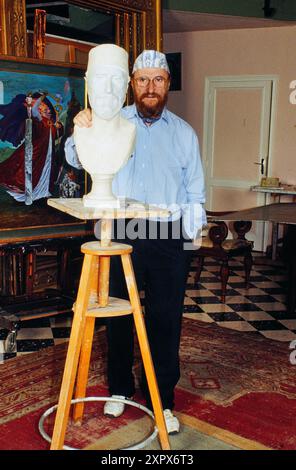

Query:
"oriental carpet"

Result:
[[0, 318, 295, 450]]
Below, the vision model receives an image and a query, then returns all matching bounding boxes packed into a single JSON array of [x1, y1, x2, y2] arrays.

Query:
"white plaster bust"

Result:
[[74, 44, 136, 208]]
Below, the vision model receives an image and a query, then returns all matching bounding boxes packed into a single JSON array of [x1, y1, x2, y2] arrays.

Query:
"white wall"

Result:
[[164, 26, 296, 185]]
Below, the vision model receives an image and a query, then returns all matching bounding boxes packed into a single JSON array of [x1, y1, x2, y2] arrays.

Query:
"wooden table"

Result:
[[218, 203, 296, 225], [250, 186, 296, 259], [215, 203, 296, 313]]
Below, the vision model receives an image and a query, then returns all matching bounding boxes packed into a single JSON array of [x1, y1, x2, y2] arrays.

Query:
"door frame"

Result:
[[203, 74, 278, 207]]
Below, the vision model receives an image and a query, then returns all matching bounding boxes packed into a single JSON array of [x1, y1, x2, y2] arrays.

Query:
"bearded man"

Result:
[[71, 50, 205, 435]]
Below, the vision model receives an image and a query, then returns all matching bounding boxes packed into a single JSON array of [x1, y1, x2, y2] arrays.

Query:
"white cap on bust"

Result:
[[87, 44, 129, 75], [132, 50, 170, 74]]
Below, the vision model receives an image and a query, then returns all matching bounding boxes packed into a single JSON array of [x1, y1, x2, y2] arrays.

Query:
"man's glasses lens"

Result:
[[135, 76, 167, 87]]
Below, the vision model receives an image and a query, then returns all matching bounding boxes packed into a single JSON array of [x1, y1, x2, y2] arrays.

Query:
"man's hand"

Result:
[[73, 108, 92, 127]]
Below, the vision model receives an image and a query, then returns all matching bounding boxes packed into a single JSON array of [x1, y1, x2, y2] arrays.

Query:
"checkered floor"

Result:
[[1, 253, 296, 362], [185, 254, 296, 342]]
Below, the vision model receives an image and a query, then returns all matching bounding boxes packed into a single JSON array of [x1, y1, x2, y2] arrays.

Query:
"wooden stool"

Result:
[[48, 234, 170, 450]]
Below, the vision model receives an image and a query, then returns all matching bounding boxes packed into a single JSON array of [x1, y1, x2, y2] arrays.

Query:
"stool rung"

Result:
[[83, 296, 133, 318]]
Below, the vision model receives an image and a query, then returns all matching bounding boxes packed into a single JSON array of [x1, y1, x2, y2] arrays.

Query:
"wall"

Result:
[[164, 25, 296, 185]]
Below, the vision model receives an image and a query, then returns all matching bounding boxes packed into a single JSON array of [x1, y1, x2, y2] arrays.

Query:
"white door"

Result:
[[203, 75, 277, 251]]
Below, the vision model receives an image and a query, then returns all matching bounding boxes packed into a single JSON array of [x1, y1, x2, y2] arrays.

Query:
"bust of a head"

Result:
[[86, 44, 130, 121], [74, 43, 136, 208]]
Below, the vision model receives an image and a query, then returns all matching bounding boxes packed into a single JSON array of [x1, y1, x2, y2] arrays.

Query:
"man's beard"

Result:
[[134, 92, 168, 118]]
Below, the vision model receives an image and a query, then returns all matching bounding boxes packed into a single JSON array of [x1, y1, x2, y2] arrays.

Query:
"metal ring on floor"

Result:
[[38, 396, 158, 450]]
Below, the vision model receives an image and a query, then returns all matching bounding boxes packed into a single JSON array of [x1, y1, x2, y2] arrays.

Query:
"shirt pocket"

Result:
[[167, 164, 183, 182]]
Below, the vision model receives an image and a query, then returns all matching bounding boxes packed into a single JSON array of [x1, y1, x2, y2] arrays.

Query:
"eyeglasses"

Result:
[[133, 76, 168, 88]]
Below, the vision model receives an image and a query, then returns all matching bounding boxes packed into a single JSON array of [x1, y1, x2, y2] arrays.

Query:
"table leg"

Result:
[[271, 222, 278, 261], [286, 226, 296, 314]]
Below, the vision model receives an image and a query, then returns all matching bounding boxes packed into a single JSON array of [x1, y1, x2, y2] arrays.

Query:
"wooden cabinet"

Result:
[[0, 237, 87, 299], [0, 233, 95, 301], [0, 234, 92, 352]]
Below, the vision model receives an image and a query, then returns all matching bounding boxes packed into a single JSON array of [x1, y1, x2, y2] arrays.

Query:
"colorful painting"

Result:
[[0, 59, 86, 233]]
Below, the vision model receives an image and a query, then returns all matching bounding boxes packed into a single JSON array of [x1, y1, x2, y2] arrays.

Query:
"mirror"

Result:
[[25, 1, 116, 64], [26, 1, 115, 44]]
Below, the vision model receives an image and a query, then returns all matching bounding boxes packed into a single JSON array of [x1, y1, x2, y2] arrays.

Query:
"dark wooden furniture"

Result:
[[0, 232, 93, 351], [195, 211, 253, 303], [213, 203, 296, 313]]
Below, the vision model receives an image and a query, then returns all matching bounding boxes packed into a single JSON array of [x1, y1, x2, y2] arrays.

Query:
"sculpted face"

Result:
[[87, 64, 129, 120], [132, 67, 170, 118]]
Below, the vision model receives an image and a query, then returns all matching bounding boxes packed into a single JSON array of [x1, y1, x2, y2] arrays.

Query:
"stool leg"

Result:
[[72, 316, 95, 422], [72, 256, 100, 421], [50, 254, 95, 450], [73, 255, 110, 421], [120, 253, 171, 451], [98, 256, 110, 307], [89, 257, 99, 303]]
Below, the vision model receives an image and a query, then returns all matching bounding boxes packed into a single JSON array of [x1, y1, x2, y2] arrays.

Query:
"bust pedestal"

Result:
[[82, 174, 120, 208]]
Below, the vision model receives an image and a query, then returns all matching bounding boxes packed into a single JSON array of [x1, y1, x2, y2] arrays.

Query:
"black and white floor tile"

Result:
[[184, 255, 296, 342], [1, 253, 296, 361], [0, 313, 73, 362]]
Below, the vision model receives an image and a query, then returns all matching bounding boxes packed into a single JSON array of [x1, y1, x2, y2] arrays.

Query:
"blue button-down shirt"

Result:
[[65, 104, 205, 239], [113, 104, 205, 238]]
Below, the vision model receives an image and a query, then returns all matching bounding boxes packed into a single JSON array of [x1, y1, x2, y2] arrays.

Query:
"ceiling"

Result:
[[163, 9, 296, 33], [25, 1, 296, 41]]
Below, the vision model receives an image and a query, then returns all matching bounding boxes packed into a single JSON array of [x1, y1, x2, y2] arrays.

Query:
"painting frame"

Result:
[[166, 52, 182, 92], [0, 55, 88, 236]]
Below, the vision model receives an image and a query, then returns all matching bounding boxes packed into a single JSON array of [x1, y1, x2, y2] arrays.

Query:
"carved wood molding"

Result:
[[33, 9, 46, 60], [0, 0, 27, 56], [0, 0, 162, 62]]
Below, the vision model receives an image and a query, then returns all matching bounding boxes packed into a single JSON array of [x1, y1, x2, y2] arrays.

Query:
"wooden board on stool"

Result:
[[48, 198, 170, 221]]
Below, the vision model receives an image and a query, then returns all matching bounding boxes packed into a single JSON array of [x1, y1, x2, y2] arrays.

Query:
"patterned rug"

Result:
[[0, 318, 295, 450]]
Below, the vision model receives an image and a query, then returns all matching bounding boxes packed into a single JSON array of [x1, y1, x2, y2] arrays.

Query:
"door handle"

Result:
[[253, 158, 265, 175]]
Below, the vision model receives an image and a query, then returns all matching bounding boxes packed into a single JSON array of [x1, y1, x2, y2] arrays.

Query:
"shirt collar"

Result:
[[127, 103, 169, 124]]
